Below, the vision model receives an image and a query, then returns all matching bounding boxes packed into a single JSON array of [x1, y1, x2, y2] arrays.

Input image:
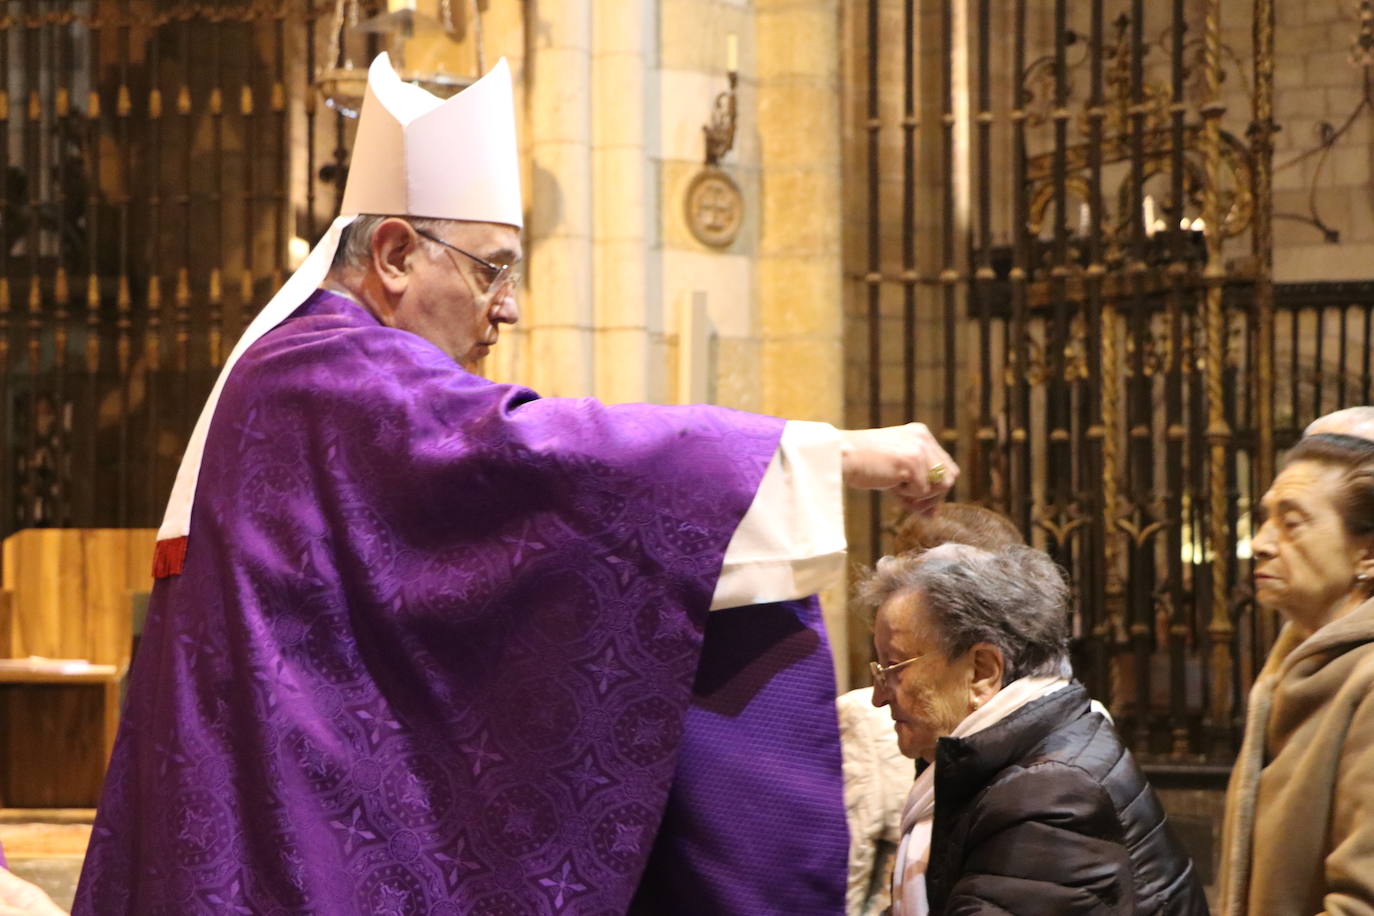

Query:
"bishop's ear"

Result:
[[371, 218, 418, 295]]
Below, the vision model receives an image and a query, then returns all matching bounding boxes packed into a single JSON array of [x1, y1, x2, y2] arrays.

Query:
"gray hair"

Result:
[[329, 214, 455, 272], [858, 543, 1071, 681]]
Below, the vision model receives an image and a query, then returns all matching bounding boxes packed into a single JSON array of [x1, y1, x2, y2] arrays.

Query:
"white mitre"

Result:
[[153, 53, 522, 571], [344, 54, 522, 226]]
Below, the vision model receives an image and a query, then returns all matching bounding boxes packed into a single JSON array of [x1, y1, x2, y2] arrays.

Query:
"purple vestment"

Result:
[[75, 290, 846, 914], [633, 598, 849, 914]]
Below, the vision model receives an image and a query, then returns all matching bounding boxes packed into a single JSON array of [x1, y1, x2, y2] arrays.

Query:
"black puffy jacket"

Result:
[[923, 683, 1208, 915]]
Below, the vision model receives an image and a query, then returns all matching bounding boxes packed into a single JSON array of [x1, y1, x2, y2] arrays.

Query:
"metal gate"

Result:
[[0, 0, 353, 536], [851, 0, 1303, 763]]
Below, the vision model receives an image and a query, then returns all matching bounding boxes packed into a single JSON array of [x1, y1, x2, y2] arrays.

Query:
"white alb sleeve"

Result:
[[710, 420, 847, 610]]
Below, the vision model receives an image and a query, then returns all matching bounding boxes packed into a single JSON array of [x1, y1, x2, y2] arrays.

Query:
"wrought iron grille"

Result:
[[850, 0, 1302, 763], [0, 0, 352, 536]]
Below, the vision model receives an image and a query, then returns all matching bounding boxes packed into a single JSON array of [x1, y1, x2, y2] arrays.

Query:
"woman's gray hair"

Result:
[[858, 543, 1071, 681], [330, 214, 454, 272]]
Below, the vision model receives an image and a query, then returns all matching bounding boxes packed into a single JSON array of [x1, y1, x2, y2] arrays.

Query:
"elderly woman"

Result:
[[840, 505, 1026, 916], [863, 543, 1206, 915], [1220, 433, 1374, 914]]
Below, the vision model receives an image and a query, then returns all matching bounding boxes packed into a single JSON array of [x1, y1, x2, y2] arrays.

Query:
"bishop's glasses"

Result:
[[414, 227, 522, 306]]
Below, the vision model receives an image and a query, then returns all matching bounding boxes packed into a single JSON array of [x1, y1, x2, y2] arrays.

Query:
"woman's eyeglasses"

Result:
[[870, 652, 931, 690]]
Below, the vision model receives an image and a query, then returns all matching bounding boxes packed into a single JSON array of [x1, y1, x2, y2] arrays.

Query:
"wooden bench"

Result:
[[0, 529, 155, 807]]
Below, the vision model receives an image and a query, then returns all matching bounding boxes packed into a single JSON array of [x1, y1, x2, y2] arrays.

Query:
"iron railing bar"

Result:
[[1047, 0, 1070, 537], [240, 16, 256, 348], [1314, 306, 1326, 420], [23, 0, 43, 529], [1339, 304, 1350, 408], [1363, 305, 1372, 405], [176, 15, 192, 442], [1085, 0, 1112, 719], [306, 0, 318, 240], [939, 0, 958, 467], [115, 0, 132, 527], [1201, 0, 1235, 758], [146, 7, 163, 522], [1287, 307, 1298, 440], [273, 10, 288, 305], [1252, 0, 1277, 492], [83, 0, 100, 528], [1164, 0, 1191, 759], [210, 15, 225, 371], [901, 0, 916, 427], [1126, 0, 1156, 752], [866, 0, 881, 563], [52, 5, 70, 527], [0, 6, 10, 536], [1010, 0, 1031, 538], [974, 0, 994, 500]]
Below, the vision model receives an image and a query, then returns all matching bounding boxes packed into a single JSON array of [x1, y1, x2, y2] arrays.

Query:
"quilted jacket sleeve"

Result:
[[942, 762, 1136, 916]]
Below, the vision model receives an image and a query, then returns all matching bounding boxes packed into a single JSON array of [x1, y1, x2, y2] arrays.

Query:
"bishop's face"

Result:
[[399, 220, 522, 369]]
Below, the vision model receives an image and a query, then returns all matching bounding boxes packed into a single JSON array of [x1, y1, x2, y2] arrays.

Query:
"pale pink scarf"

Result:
[[890, 675, 1071, 916]]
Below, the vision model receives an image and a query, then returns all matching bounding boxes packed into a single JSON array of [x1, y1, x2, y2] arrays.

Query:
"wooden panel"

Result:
[[0, 528, 155, 807], [81, 530, 155, 666], [1, 529, 154, 665], [0, 591, 12, 657], [0, 685, 107, 807], [3, 531, 79, 660]]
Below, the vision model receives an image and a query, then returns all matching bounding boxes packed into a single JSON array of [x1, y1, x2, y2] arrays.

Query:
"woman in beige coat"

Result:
[[1220, 433, 1374, 915]]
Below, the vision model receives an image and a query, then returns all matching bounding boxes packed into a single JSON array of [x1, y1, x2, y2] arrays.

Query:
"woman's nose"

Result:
[[1251, 519, 1277, 559]]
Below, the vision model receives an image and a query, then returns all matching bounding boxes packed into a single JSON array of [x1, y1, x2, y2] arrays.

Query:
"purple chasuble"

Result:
[[73, 290, 848, 914], [631, 597, 849, 914]]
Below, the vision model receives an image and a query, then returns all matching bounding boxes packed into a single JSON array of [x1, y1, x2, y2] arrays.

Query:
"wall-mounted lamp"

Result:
[[686, 33, 744, 248], [702, 34, 738, 167]]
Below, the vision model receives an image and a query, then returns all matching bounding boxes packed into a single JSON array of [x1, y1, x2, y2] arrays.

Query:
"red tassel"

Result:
[[152, 536, 188, 578]]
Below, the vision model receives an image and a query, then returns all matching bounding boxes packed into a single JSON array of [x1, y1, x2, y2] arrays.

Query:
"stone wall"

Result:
[[1263, 0, 1374, 280], [488, 0, 845, 423], [659, 0, 762, 410]]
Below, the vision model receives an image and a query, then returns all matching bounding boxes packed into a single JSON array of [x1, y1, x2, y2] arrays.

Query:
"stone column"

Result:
[[756, 0, 843, 425], [592, 0, 657, 403], [756, 0, 849, 686], [523, 0, 595, 397]]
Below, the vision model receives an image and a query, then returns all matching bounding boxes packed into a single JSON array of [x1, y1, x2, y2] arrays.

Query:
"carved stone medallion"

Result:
[[684, 168, 743, 248]]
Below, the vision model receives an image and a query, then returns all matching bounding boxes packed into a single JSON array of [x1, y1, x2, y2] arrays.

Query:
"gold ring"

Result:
[[928, 462, 947, 486]]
